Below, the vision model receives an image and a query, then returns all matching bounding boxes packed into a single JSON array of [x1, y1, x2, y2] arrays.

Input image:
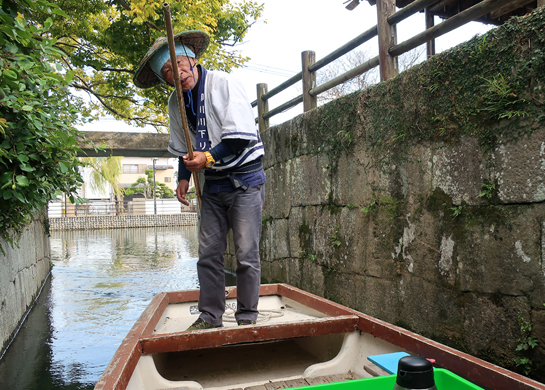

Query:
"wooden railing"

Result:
[[251, 0, 541, 132]]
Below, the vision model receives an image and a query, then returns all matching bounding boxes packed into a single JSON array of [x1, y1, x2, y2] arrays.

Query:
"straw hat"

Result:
[[133, 30, 210, 89]]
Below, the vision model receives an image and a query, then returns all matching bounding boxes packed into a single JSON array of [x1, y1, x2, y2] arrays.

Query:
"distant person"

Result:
[[134, 30, 265, 329]]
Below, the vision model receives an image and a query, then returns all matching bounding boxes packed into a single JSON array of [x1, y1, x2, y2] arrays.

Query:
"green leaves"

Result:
[[16, 175, 28, 186], [58, 162, 69, 173], [513, 315, 539, 376], [0, 0, 83, 254], [20, 0, 264, 131]]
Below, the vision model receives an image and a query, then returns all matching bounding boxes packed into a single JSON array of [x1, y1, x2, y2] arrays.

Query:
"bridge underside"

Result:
[[77, 132, 175, 158]]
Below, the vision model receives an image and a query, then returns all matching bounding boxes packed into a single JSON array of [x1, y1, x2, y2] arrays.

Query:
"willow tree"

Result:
[[27, 0, 264, 131], [80, 156, 125, 197]]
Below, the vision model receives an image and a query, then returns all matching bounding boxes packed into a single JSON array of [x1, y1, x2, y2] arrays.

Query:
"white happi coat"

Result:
[[167, 68, 264, 170]]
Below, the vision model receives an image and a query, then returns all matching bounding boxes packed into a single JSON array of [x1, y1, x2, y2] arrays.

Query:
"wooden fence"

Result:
[[252, 0, 543, 132]]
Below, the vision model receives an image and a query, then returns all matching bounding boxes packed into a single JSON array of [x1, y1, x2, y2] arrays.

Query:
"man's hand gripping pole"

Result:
[[163, 2, 202, 208]]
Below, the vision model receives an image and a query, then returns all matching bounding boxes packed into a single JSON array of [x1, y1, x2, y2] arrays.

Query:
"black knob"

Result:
[[396, 356, 435, 389]]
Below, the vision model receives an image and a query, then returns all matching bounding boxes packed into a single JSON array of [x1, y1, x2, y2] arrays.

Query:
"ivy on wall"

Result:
[[0, 0, 83, 253], [306, 7, 545, 170], [367, 8, 545, 162]]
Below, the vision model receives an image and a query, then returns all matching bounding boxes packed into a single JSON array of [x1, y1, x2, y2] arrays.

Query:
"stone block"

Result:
[[264, 258, 301, 286], [261, 122, 287, 168], [0, 216, 52, 351], [531, 305, 545, 372], [261, 218, 290, 261], [258, 16, 545, 377], [492, 128, 545, 203], [395, 273, 464, 338], [458, 207, 543, 295], [431, 136, 488, 206], [463, 294, 527, 356], [347, 274, 400, 325], [263, 162, 291, 219], [287, 207, 304, 258], [331, 149, 379, 207], [298, 258, 325, 298], [289, 155, 331, 207], [268, 259, 288, 283], [48, 213, 198, 231]]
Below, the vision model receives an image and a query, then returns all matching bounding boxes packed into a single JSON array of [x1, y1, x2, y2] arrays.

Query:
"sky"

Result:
[[79, 0, 494, 132]]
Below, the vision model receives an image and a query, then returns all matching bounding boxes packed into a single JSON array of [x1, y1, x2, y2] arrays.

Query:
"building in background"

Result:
[[49, 156, 194, 217], [77, 157, 178, 200], [121, 157, 177, 199]]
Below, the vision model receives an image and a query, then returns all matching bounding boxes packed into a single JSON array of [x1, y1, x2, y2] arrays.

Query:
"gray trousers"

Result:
[[197, 183, 265, 325]]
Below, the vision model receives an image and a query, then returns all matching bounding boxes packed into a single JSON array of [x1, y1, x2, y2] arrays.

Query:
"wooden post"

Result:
[[256, 83, 269, 132], [302, 50, 317, 112], [376, 0, 398, 81], [539, 0, 544, 7], [425, 7, 435, 58]]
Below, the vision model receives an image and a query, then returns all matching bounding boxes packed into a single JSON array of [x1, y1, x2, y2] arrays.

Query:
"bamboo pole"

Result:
[[256, 83, 269, 132], [302, 51, 317, 112], [162, 3, 201, 208], [376, 0, 398, 81]]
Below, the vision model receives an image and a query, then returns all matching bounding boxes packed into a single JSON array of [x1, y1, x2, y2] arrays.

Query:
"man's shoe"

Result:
[[237, 319, 257, 326], [186, 318, 223, 331]]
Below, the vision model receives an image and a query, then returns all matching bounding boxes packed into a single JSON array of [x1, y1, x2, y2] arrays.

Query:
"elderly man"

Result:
[[134, 30, 265, 330]]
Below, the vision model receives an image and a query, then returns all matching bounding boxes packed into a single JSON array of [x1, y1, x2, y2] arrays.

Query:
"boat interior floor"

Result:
[[153, 338, 358, 389], [241, 373, 360, 390]]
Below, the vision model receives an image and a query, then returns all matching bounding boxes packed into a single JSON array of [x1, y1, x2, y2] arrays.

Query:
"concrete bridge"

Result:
[[76, 131, 174, 158]]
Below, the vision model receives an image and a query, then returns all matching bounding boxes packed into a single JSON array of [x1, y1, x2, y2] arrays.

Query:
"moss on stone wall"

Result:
[[376, 8, 543, 158], [306, 8, 545, 169], [260, 8, 545, 383]]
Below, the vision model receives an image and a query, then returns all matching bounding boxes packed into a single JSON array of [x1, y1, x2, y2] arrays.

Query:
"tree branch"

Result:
[[114, 0, 131, 10], [145, 21, 164, 31], [100, 67, 134, 73]]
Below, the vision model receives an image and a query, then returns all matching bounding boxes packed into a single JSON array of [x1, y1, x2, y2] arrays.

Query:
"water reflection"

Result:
[[0, 226, 202, 390]]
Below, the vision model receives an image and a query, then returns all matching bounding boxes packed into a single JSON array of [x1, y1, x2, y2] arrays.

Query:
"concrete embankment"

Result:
[[49, 213, 198, 230], [0, 217, 50, 355]]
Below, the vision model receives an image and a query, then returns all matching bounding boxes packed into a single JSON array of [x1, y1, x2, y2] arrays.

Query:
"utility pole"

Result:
[[152, 158, 157, 215]]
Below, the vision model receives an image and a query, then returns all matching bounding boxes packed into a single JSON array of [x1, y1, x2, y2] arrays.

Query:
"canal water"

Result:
[[0, 226, 234, 390]]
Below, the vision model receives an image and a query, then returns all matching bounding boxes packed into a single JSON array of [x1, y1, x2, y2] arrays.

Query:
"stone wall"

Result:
[[49, 213, 198, 231], [0, 217, 50, 354], [253, 9, 545, 382]]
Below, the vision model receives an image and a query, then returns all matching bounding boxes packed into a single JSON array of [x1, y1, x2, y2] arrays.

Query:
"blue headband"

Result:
[[149, 42, 196, 82]]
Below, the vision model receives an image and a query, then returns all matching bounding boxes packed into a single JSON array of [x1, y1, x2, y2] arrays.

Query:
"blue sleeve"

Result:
[[209, 139, 251, 162], [178, 158, 192, 182], [209, 141, 232, 162]]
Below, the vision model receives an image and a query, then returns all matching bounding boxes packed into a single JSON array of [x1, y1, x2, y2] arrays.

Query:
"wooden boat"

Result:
[[94, 284, 545, 390]]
